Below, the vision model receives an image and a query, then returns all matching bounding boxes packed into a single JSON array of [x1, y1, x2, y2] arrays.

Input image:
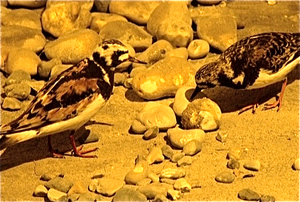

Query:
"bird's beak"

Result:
[[128, 56, 147, 64], [190, 86, 202, 100]]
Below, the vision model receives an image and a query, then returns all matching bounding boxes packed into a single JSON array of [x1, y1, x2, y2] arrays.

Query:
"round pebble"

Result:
[[238, 188, 260, 201], [187, 39, 210, 59], [143, 126, 159, 140], [215, 171, 235, 183], [131, 119, 147, 134], [173, 178, 191, 193], [243, 160, 261, 171], [227, 159, 240, 169], [161, 145, 174, 159], [38, 58, 62, 79], [292, 158, 300, 170], [160, 168, 186, 179], [177, 156, 193, 167], [146, 146, 164, 164], [183, 139, 202, 156]]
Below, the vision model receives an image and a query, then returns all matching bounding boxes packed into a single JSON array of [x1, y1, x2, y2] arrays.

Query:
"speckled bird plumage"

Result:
[[0, 39, 145, 156], [192, 32, 300, 112]]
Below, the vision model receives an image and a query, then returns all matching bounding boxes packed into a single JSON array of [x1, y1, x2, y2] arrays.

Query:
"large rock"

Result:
[[42, 0, 93, 37], [147, 2, 193, 47], [99, 21, 153, 51], [109, 1, 161, 25], [132, 56, 195, 100], [44, 29, 100, 64]]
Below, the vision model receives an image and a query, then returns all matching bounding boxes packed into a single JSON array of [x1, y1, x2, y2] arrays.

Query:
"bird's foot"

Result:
[[263, 98, 281, 112], [238, 103, 259, 114], [71, 145, 98, 158]]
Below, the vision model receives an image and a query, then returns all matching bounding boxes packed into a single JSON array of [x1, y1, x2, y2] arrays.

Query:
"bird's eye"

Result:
[[102, 45, 108, 50]]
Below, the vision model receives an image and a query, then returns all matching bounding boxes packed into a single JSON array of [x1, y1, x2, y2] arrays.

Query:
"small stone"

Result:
[[50, 64, 73, 79], [153, 193, 169, 202], [96, 178, 125, 197], [238, 188, 260, 201], [77, 192, 96, 201], [147, 172, 160, 183], [1, 97, 22, 110], [171, 152, 185, 163], [177, 156, 193, 167], [167, 127, 205, 149], [90, 12, 127, 33], [161, 145, 174, 159], [143, 126, 159, 140], [68, 193, 80, 202], [113, 187, 147, 201], [78, 130, 99, 144], [190, 179, 202, 189], [44, 176, 73, 193], [114, 72, 127, 86], [7, 0, 46, 8], [167, 189, 182, 200], [215, 171, 235, 183], [160, 178, 176, 185], [227, 159, 240, 169], [146, 146, 164, 164], [5, 48, 41, 75], [166, 48, 189, 60], [4, 83, 31, 100], [68, 181, 87, 195], [131, 119, 147, 134], [267, 0, 276, 5], [187, 39, 210, 59], [33, 185, 48, 197], [292, 158, 300, 170], [160, 168, 186, 179], [227, 148, 247, 160], [243, 160, 261, 171], [173, 178, 191, 193], [22, 80, 45, 93], [125, 160, 149, 185], [136, 178, 152, 186], [38, 58, 62, 79], [88, 179, 99, 192], [137, 183, 168, 199], [216, 131, 228, 143], [183, 140, 202, 156], [5, 70, 31, 86], [47, 188, 68, 202], [260, 195, 276, 202], [41, 173, 64, 181], [196, 0, 222, 5]]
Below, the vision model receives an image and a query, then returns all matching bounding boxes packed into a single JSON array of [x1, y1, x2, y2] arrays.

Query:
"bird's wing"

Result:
[[1, 59, 109, 134]]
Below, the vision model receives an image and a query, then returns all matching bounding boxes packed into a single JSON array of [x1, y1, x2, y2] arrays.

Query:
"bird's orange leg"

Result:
[[69, 132, 98, 158], [238, 89, 263, 114], [48, 136, 64, 158], [263, 77, 287, 111]]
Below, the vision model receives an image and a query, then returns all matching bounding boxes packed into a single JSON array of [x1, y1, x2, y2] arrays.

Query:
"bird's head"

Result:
[[91, 39, 146, 69]]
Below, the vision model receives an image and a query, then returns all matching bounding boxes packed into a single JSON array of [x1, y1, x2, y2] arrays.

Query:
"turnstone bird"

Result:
[[0, 39, 146, 158], [191, 32, 300, 113]]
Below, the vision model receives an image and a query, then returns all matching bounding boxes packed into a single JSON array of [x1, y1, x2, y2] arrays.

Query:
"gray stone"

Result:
[[33, 185, 48, 197], [96, 178, 125, 197], [44, 29, 100, 64], [143, 126, 159, 140], [183, 140, 202, 156], [90, 12, 127, 33], [173, 178, 191, 193], [160, 168, 186, 179], [42, 1, 92, 37], [100, 21, 152, 51], [7, 0, 46, 8], [38, 58, 62, 79], [260, 195, 276, 202], [5, 48, 41, 75], [47, 188, 68, 202], [5, 70, 31, 86], [238, 188, 260, 201], [113, 187, 147, 202], [146, 146, 164, 165], [227, 159, 240, 169], [187, 39, 210, 59], [44, 176, 73, 193], [177, 156, 193, 167], [2, 97, 22, 110], [215, 171, 235, 183], [244, 160, 261, 171], [41, 173, 64, 181], [137, 183, 168, 199], [170, 152, 185, 163], [4, 83, 31, 100], [125, 160, 149, 185], [161, 145, 174, 159]]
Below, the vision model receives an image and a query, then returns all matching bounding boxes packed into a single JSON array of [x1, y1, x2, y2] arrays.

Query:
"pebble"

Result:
[[132, 56, 195, 100], [260, 195, 276, 202], [109, 1, 161, 25], [267, 0, 277, 5], [44, 29, 100, 64], [160, 168, 186, 179], [5, 48, 41, 75], [114, 72, 128, 86], [76, 192, 97, 201], [5, 70, 31, 86], [7, 0, 47, 8], [100, 21, 153, 51], [166, 47, 189, 60], [41, 1, 92, 37], [173, 178, 191, 193], [146, 146, 164, 164], [130, 119, 147, 134], [173, 86, 206, 117], [161, 145, 174, 159], [160, 178, 176, 185], [183, 140, 202, 156], [41, 173, 64, 181], [167, 127, 205, 149], [96, 178, 125, 197], [90, 13, 127, 33], [181, 98, 222, 131], [1, 7, 42, 30], [113, 187, 147, 201], [47, 188, 68, 202], [177, 156, 193, 167], [133, 102, 177, 131], [67, 181, 87, 195], [143, 126, 159, 140], [227, 159, 240, 169], [147, 2, 193, 47], [238, 188, 261, 201], [196, 0, 222, 5], [216, 131, 228, 143], [88, 179, 99, 192], [292, 158, 300, 170], [243, 160, 261, 171], [137, 183, 168, 199], [167, 189, 182, 200], [227, 148, 247, 160], [4, 83, 31, 100], [147, 172, 160, 183], [44, 176, 73, 193], [187, 39, 210, 59], [78, 130, 99, 144], [137, 178, 152, 186], [94, 1, 110, 12], [1, 97, 22, 110], [33, 185, 48, 197], [22, 80, 45, 93], [38, 58, 62, 79], [153, 193, 169, 202], [171, 152, 185, 163], [215, 171, 235, 183], [49, 64, 73, 79], [125, 159, 149, 185], [190, 179, 202, 189], [68, 193, 80, 202]]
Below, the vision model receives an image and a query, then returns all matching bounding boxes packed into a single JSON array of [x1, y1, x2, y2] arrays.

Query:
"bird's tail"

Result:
[[0, 130, 38, 150]]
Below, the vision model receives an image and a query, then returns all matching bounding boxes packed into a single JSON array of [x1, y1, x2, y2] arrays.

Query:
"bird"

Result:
[[0, 39, 146, 158], [191, 32, 300, 114]]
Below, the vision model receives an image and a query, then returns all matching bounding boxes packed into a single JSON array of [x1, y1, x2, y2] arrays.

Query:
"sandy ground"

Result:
[[1, 1, 299, 201]]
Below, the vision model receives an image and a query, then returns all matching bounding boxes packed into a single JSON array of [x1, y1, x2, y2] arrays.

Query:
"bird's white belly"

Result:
[[38, 95, 107, 136], [248, 57, 300, 89]]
